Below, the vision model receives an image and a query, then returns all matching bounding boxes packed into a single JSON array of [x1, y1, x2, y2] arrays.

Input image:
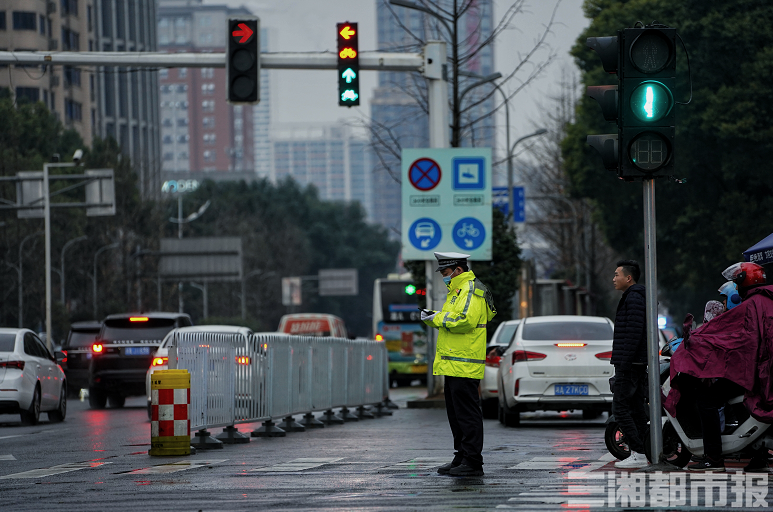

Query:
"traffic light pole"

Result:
[[424, 41, 448, 398], [643, 177, 664, 466]]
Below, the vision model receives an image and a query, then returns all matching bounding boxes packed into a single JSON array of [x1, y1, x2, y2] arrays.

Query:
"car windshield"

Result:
[[67, 330, 100, 348], [0, 333, 16, 352], [522, 321, 613, 341], [490, 323, 519, 346], [101, 318, 177, 344]]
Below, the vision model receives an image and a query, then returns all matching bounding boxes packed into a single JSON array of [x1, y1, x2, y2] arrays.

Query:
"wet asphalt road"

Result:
[[0, 386, 770, 511]]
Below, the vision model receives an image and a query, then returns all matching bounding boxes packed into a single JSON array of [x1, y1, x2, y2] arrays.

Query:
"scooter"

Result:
[[604, 348, 693, 467], [659, 373, 772, 467]]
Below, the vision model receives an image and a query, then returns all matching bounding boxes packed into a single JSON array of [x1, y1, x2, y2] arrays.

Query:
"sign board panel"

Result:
[[401, 148, 492, 260], [85, 169, 116, 217], [16, 171, 43, 219], [492, 186, 525, 222], [282, 277, 302, 306], [318, 268, 358, 296], [159, 237, 242, 282]]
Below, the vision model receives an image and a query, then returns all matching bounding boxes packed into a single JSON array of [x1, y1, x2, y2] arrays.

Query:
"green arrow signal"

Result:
[[342, 68, 357, 83]]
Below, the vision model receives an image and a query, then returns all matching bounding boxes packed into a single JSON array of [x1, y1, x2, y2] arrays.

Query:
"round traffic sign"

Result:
[[408, 158, 442, 191], [408, 218, 442, 251], [452, 217, 485, 251]]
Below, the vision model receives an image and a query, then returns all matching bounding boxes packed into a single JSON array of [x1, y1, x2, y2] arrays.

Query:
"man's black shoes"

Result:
[[687, 456, 725, 472], [744, 454, 769, 473], [448, 464, 484, 477], [437, 462, 460, 475]]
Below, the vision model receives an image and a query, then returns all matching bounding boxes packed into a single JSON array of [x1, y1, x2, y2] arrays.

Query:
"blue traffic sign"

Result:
[[453, 157, 486, 190], [453, 217, 486, 251], [408, 158, 442, 191], [408, 217, 442, 251], [492, 187, 525, 222]]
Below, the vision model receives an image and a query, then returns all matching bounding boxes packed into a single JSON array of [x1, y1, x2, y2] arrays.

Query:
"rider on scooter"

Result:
[[679, 263, 768, 472]]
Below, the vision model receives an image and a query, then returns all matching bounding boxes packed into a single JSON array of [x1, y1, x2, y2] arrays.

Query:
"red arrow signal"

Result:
[[340, 25, 356, 40], [232, 23, 254, 44]]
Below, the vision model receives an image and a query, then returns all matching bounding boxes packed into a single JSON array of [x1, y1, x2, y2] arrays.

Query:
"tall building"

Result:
[[253, 27, 270, 180], [95, 0, 160, 198], [156, 0, 256, 176], [271, 124, 372, 220], [371, 0, 495, 235], [0, 0, 98, 142]]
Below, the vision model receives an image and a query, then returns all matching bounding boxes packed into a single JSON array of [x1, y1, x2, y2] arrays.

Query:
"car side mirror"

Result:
[[55, 350, 67, 365]]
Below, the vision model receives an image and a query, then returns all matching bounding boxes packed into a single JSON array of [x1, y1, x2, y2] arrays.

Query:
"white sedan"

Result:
[[480, 320, 520, 419], [145, 325, 254, 419], [497, 315, 614, 427], [0, 328, 67, 425]]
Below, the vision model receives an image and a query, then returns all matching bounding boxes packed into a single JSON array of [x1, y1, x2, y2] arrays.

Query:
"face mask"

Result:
[[443, 275, 453, 287]]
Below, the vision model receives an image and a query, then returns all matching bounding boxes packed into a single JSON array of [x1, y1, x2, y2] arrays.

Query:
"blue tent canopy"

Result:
[[744, 233, 773, 265]]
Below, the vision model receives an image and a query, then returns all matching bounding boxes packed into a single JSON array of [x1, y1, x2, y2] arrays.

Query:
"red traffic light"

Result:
[[232, 22, 254, 43]]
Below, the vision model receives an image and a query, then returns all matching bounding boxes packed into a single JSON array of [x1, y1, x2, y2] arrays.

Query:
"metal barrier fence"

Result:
[[168, 332, 390, 440]]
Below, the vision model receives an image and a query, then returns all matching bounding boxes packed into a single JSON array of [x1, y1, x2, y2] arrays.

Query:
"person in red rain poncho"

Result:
[[665, 262, 772, 472]]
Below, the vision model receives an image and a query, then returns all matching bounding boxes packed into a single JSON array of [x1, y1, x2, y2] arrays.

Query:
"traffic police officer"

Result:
[[421, 251, 496, 477]]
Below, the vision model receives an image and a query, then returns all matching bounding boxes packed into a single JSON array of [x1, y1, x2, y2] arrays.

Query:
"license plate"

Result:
[[125, 347, 151, 356], [411, 364, 428, 373], [555, 384, 588, 395]]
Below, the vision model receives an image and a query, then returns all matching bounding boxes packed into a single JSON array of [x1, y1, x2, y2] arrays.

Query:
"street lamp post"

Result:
[[190, 282, 208, 319], [60, 235, 88, 305], [13, 231, 43, 328], [169, 197, 210, 313], [93, 242, 120, 318], [507, 129, 548, 227]]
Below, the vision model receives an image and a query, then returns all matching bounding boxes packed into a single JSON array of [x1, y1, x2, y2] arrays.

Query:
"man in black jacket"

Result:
[[610, 260, 649, 469]]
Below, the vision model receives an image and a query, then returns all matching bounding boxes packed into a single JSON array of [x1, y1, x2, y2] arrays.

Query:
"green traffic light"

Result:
[[405, 284, 417, 295], [630, 81, 673, 122]]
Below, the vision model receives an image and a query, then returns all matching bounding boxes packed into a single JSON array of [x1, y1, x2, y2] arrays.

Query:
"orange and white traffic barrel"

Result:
[[149, 369, 190, 456]]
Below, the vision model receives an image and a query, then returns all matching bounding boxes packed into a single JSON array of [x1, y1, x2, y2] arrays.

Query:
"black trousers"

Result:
[[612, 365, 649, 453], [444, 375, 484, 468], [681, 375, 745, 460]]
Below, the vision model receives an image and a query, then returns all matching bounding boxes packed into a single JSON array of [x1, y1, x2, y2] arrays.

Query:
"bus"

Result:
[[372, 277, 428, 386]]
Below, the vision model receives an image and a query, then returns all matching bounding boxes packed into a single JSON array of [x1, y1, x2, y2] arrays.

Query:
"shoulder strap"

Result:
[[473, 279, 497, 314]]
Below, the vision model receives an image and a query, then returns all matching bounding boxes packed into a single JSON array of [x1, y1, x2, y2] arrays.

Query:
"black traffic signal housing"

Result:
[[337, 22, 360, 107], [586, 26, 677, 180], [227, 17, 260, 104], [585, 34, 621, 174], [619, 27, 676, 179]]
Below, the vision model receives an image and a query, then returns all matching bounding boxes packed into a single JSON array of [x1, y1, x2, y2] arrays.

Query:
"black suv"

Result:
[[62, 321, 101, 397], [88, 312, 192, 409]]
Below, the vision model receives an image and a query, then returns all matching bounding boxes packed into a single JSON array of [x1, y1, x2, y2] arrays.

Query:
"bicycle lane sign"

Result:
[[452, 217, 485, 250]]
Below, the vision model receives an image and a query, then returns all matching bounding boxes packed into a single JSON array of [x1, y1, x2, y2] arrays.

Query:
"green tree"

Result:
[[563, 0, 773, 321]]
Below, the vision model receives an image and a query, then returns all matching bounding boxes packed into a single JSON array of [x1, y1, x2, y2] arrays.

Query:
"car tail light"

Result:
[[129, 316, 149, 322], [0, 361, 25, 370], [375, 334, 384, 341], [555, 343, 586, 347], [595, 351, 613, 360], [485, 354, 502, 367], [92, 343, 104, 353], [512, 350, 546, 364], [152, 357, 168, 367], [514, 378, 520, 396], [236, 356, 250, 365]]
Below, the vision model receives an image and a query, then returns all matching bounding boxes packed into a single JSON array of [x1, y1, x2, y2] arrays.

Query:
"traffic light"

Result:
[[619, 27, 676, 178], [586, 26, 676, 179], [227, 17, 260, 104], [337, 22, 360, 107], [585, 34, 621, 173]]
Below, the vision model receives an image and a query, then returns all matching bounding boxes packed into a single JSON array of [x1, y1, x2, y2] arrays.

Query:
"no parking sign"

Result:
[[401, 148, 492, 261]]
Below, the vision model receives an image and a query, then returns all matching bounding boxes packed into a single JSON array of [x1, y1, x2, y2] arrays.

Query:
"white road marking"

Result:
[[384, 457, 450, 470], [130, 459, 226, 475], [0, 455, 16, 460], [252, 457, 342, 472], [0, 435, 23, 440], [0, 461, 111, 479]]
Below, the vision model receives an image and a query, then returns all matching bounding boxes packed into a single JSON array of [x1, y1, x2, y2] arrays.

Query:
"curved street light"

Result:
[[93, 242, 120, 318], [61, 235, 88, 305]]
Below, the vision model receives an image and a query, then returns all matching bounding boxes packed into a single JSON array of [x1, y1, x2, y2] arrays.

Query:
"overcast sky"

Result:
[[217, 0, 589, 147]]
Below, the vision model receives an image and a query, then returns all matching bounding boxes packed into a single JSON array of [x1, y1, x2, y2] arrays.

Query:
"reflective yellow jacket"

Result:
[[423, 270, 497, 379]]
